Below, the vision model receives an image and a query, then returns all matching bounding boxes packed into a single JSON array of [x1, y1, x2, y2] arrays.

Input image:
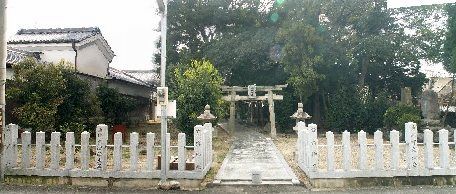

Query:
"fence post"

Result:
[[390, 130, 399, 170], [21, 131, 31, 169], [80, 131, 90, 170], [423, 129, 434, 169], [304, 128, 311, 171], [202, 127, 207, 168], [206, 126, 211, 166], [308, 123, 318, 172], [11, 125, 18, 169], [95, 124, 108, 171], [113, 132, 122, 172], [374, 130, 384, 170], [439, 129, 449, 169], [326, 131, 334, 172], [297, 126, 305, 169], [358, 130, 367, 170], [6, 124, 18, 168], [35, 131, 45, 170], [50, 132, 61, 170], [342, 130, 351, 171], [405, 122, 418, 175], [178, 133, 186, 171], [3, 124, 11, 169], [194, 125, 204, 171], [296, 122, 305, 167], [204, 123, 213, 165], [65, 132, 75, 171], [130, 132, 139, 172], [146, 133, 155, 171]]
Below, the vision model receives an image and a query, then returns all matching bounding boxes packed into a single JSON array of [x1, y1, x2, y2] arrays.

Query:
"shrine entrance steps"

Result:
[[214, 125, 299, 185]]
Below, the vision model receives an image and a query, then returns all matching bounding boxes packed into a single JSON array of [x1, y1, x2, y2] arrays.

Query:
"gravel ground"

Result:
[[275, 132, 456, 172]]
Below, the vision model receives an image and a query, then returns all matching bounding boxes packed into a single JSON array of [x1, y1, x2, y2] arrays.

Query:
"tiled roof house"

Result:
[[6, 27, 158, 122], [7, 27, 157, 98]]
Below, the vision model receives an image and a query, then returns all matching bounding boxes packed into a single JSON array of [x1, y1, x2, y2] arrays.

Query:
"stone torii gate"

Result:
[[221, 84, 287, 138]]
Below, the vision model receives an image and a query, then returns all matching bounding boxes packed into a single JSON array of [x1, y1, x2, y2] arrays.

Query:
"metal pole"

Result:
[[159, 0, 168, 182], [0, 0, 8, 181], [159, 3, 167, 87]]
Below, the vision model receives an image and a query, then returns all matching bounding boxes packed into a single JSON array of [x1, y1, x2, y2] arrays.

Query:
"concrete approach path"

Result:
[[214, 125, 299, 185]]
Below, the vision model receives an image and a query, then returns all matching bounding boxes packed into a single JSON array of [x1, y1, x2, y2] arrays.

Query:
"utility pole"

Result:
[[156, 0, 168, 183], [0, 0, 8, 181]]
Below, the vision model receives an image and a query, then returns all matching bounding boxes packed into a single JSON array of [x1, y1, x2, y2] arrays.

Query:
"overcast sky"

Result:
[[5, 0, 456, 70], [388, 0, 455, 8]]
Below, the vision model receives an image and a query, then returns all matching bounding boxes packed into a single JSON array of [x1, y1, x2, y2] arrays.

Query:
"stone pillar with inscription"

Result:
[[401, 87, 412, 105], [420, 89, 443, 142], [95, 124, 108, 171]]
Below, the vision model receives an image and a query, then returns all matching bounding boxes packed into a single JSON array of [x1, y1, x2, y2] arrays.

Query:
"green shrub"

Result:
[[384, 104, 421, 131], [172, 60, 225, 139], [363, 92, 390, 133], [57, 71, 104, 134], [96, 84, 140, 125], [7, 59, 104, 134], [326, 87, 366, 133], [7, 58, 68, 132], [326, 87, 392, 133]]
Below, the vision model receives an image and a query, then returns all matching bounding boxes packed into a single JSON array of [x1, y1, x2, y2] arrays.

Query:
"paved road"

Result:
[[1, 184, 456, 193], [214, 127, 298, 185]]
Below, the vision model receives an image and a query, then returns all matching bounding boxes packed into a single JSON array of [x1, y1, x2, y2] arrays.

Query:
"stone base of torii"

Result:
[[221, 84, 287, 138]]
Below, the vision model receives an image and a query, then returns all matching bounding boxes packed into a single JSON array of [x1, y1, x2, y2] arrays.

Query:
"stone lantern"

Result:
[[197, 104, 217, 137], [290, 103, 312, 126], [197, 104, 217, 123]]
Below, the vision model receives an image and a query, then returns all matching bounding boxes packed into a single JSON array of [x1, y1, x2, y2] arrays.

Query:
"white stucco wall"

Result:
[[40, 49, 76, 67], [8, 44, 76, 69], [77, 43, 109, 78], [9, 42, 109, 78]]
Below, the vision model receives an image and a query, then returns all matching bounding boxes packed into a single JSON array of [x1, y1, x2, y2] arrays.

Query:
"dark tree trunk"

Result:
[[313, 92, 321, 125], [358, 57, 369, 89], [443, 74, 455, 125]]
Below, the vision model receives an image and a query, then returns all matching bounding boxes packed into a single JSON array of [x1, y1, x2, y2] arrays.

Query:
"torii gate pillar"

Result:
[[268, 90, 276, 138], [229, 91, 236, 133]]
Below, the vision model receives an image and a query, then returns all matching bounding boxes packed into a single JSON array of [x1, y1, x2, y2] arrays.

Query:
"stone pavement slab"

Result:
[[214, 128, 299, 185]]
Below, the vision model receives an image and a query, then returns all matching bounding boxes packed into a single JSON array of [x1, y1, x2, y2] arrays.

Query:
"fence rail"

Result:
[[2, 123, 213, 180], [297, 122, 456, 179]]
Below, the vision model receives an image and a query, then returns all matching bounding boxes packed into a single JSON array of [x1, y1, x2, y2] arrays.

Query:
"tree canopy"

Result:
[[159, 0, 448, 132]]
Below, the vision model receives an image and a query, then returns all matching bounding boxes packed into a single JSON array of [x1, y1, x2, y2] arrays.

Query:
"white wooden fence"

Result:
[[2, 123, 213, 180], [297, 122, 456, 179]]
